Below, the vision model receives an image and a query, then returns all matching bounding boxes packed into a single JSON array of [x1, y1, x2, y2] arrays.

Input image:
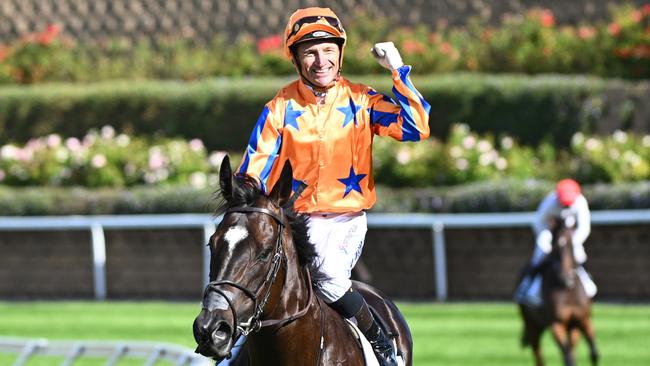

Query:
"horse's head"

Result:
[[550, 211, 578, 288], [193, 156, 312, 361]]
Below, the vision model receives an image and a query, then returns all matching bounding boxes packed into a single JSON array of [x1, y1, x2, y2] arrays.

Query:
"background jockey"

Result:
[[515, 178, 598, 307], [234, 7, 430, 366]]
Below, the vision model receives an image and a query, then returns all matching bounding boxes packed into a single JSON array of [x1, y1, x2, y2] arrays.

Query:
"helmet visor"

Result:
[[286, 15, 344, 42]]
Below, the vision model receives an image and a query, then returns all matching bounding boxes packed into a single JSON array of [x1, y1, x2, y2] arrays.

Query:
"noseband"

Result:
[[202, 205, 313, 341]]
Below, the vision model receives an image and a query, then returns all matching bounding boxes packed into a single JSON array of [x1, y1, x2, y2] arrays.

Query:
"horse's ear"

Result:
[[219, 155, 233, 201], [269, 159, 293, 207]]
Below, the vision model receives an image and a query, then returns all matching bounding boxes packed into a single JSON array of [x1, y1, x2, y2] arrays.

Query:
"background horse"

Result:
[[193, 156, 412, 365], [519, 213, 599, 366]]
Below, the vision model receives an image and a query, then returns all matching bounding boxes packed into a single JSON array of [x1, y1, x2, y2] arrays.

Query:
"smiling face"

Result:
[[294, 40, 341, 88]]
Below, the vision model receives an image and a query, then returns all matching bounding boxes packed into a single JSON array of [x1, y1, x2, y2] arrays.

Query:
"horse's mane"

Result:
[[214, 174, 318, 269]]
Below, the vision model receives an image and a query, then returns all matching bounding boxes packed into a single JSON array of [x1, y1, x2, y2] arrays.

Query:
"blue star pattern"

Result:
[[337, 98, 362, 127], [284, 101, 304, 130], [367, 90, 398, 127], [292, 178, 307, 194], [368, 108, 399, 127], [337, 166, 367, 198]]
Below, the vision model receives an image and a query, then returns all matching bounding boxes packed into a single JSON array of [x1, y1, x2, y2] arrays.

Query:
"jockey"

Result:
[[515, 179, 597, 307], [235, 7, 430, 366]]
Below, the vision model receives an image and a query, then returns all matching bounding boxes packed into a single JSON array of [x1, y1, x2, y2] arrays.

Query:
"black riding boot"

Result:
[[357, 304, 398, 366], [330, 288, 398, 366]]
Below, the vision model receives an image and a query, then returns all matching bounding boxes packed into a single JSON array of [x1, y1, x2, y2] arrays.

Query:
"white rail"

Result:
[[0, 210, 648, 301], [0, 337, 212, 366]]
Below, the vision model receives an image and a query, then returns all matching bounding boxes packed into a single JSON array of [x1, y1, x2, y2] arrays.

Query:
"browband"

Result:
[[225, 206, 285, 226]]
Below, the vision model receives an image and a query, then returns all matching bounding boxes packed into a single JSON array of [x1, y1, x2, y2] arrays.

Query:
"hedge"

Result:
[[0, 74, 647, 151], [1, 181, 648, 216], [374, 180, 650, 212]]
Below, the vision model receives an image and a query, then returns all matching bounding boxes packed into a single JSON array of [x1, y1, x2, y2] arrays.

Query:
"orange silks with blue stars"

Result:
[[237, 65, 430, 213]]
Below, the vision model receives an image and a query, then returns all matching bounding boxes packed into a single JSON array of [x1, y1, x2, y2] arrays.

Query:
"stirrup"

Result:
[[369, 331, 397, 366]]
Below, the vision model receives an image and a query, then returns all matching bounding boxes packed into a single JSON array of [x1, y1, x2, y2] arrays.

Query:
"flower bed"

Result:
[[0, 4, 648, 82], [0, 126, 233, 188], [373, 124, 650, 187], [1, 125, 647, 189]]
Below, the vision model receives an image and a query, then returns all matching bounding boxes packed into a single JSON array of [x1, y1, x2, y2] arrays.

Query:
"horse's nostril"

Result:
[[212, 321, 232, 344]]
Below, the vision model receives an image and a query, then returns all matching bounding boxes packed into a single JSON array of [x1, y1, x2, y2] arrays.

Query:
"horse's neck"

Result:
[[259, 257, 317, 329], [249, 268, 321, 365], [251, 265, 360, 365]]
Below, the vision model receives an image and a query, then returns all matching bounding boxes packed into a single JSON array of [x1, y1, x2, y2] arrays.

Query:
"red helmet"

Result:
[[283, 7, 346, 60], [556, 179, 581, 206]]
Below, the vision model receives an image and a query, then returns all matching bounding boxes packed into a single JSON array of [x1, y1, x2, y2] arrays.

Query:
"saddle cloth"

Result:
[[344, 318, 405, 366]]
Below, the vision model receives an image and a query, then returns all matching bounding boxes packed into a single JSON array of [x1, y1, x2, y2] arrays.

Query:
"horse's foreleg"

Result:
[[569, 327, 580, 358], [580, 317, 599, 366], [528, 326, 544, 366], [532, 341, 544, 366], [519, 305, 544, 366], [550, 322, 575, 366]]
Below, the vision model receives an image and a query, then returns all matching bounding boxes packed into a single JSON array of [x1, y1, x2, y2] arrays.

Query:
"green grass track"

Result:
[[1, 301, 648, 365]]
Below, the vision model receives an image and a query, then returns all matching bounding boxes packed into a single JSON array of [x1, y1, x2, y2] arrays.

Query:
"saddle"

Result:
[[342, 307, 404, 366]]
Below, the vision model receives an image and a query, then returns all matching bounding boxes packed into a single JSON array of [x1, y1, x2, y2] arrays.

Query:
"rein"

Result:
[[203, 205, 314, 340]]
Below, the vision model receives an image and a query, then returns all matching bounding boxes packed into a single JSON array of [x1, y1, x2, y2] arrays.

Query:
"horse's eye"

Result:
[[255, 247, 273, 261]]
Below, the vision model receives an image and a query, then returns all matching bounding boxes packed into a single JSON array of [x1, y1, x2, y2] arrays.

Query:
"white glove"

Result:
[[371, 42, 404, 71]]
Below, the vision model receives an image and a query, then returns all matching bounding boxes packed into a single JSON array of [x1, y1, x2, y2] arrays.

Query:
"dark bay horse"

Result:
[[193, 156, 412, 365], [519, 213, 599, 366]]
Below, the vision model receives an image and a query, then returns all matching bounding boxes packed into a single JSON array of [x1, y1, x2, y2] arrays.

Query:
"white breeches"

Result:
[[307, 211, 367, 303], [532, 232, 587, 266]]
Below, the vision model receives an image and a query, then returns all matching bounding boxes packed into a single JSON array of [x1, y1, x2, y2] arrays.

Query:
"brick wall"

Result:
[[1, 223, 648, 301], [104, 228, 204, 299], [0, 230, 94, 298], [0, 0, 645, 44]]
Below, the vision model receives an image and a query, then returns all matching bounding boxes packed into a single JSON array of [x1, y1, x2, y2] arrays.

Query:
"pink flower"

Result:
[[16, 147, 33, 162], [148, 149, 167, 170], [439, 42, 453, 55], [608, 22, 621, 37], [257, 34, 282, 54], [578, 26, 596, 40], [189, 138, 204, 152], [403, 39, 425, 55], [541, 9, 555, 28], [37, 24, 62, 45], [65, 137, 82, 152], [46, 134, 62, 148], [642, 4, 650, 17], [91, 154, 107, 168], [631, 10, 642, 23]]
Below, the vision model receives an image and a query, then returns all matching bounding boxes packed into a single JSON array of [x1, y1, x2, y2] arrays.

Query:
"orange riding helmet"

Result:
[[556, 179, 581, 206], [283, 7, 347, 61]]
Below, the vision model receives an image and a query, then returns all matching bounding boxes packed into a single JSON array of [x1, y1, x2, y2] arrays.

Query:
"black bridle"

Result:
[[202, 205, 313, 341]]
